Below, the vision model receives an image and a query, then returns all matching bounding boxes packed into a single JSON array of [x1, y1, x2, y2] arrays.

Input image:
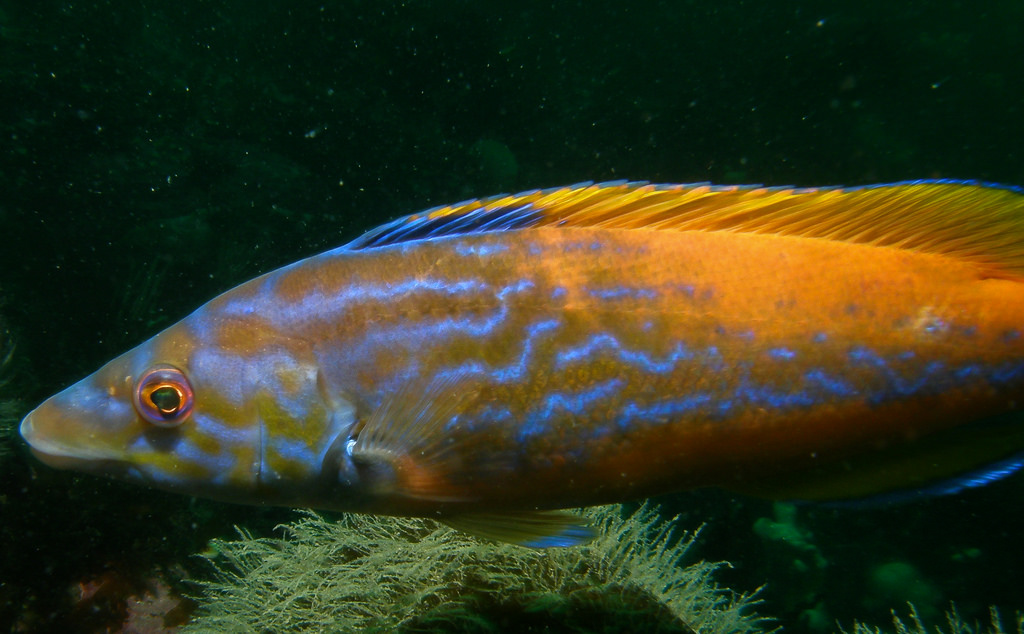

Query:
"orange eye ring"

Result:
[[133, 365, 194, 427]]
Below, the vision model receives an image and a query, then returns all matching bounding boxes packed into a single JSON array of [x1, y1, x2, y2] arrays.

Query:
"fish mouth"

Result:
[[20, 409, 125, 471], [28, 446, 95, 470], [25, 440, 128, 476]]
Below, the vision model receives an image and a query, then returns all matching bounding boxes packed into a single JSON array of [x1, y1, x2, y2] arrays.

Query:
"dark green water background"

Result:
[[1, 1, 1023, 631]]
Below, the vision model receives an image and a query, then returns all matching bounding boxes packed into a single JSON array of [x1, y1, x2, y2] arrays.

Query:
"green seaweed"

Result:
[[844, 604, 1024, 634], [185, 503, 770, 633]]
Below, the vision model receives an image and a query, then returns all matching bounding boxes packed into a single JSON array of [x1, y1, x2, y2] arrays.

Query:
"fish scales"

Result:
[[20, 180, 1024, 546]]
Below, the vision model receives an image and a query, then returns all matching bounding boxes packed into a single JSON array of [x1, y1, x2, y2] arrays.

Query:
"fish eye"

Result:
[[133, 365, 194, 427]]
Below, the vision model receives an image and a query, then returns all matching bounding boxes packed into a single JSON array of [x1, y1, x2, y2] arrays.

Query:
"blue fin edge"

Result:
[[817, 450, 1024, 509]]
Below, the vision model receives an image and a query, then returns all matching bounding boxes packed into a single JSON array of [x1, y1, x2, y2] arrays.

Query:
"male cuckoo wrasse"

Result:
[[20, 180, 1024, 547]]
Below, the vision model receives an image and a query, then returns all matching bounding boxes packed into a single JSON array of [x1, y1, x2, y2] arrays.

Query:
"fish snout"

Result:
[[20, 380, 137, 470]]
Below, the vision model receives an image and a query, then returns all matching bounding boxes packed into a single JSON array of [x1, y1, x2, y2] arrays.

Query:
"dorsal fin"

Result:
[[347, 180, 1024, 277]]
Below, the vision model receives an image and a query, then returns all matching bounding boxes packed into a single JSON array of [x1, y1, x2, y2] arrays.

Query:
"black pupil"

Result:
[[150, 385, 182, 416]]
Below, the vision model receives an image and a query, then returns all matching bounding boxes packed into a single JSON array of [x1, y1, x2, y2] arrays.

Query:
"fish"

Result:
[[20, 180, 1024, 547]]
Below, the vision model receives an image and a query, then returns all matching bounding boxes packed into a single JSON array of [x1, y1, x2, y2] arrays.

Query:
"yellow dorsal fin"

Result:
[[350, 180, 1024, 278]]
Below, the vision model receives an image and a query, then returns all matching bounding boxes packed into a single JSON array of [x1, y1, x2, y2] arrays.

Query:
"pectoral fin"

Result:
[[347, 373, 483, 502]]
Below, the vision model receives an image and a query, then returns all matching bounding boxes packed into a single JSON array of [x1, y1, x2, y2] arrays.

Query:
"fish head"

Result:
[[20, 314, 357, 505]]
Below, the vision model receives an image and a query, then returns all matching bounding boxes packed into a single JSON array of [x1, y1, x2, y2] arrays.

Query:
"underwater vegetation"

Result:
[[0, 314, 18, 458], [186, 503, 769, 633], [845, 604, 1024, 634]]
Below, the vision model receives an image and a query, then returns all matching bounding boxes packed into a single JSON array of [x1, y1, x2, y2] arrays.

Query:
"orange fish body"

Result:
[[20, 181, 1024, 546]]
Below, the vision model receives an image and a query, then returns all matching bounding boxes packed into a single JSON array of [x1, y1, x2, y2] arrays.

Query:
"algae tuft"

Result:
[[186, 503, 769, 633]]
